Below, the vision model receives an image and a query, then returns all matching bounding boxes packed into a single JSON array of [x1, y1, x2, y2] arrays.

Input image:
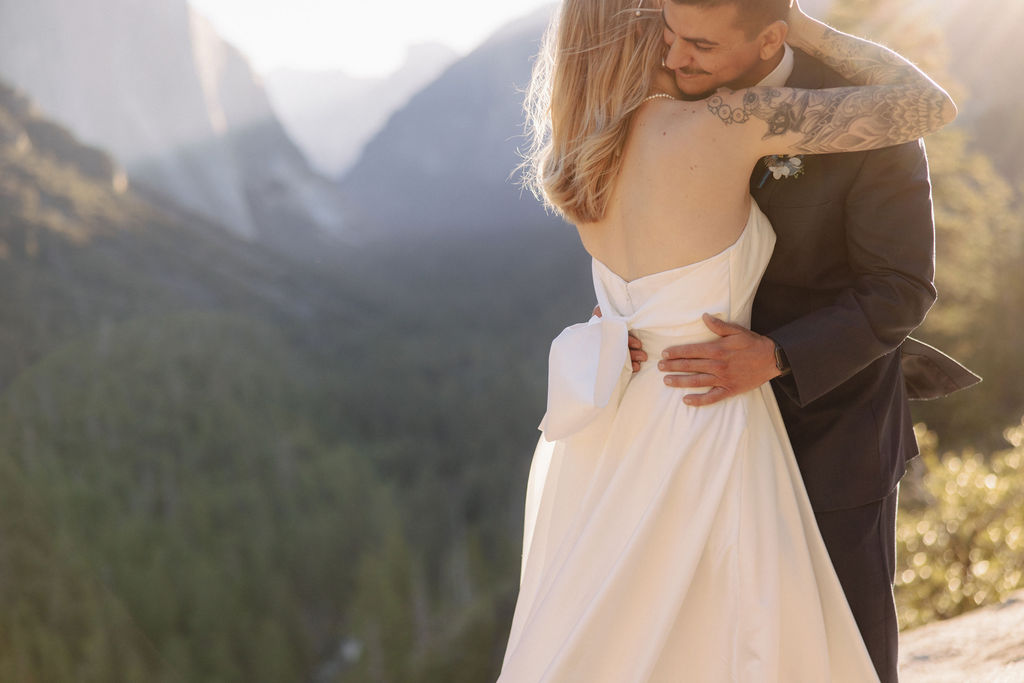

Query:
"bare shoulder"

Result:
[[632, 98, 741, 159], [633, 99, 704, 134]]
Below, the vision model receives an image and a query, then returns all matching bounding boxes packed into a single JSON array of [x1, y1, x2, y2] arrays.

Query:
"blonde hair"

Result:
[[521, 0, 665, 225]]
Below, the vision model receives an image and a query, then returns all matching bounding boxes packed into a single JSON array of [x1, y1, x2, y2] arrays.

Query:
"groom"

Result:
[[628, 0, 980, 681]]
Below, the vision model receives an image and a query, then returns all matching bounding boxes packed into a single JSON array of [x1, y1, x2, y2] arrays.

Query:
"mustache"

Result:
[[676, 68, 711, 76]]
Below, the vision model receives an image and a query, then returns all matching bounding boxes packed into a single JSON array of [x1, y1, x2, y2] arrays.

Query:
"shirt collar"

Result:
[[757, 44, 795, 88]]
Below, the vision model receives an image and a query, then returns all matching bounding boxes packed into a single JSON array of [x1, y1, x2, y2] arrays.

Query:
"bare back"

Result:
[[578, 99, 757, 282]]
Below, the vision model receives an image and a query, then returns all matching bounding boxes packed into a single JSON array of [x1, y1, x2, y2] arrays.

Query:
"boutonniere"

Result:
[[757, 154, 805, 188]]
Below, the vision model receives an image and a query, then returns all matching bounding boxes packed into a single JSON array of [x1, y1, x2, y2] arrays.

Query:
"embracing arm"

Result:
[[660, 139, 937, 406], [709, 2, 956, 158]]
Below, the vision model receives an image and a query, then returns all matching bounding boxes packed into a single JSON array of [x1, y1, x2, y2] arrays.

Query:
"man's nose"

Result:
[[663, 39, 692, 71]]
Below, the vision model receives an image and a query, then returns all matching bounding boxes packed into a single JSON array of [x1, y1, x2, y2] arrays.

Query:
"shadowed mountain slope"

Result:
[[340, 8, 561, 236], [0, 0, 348, 247]]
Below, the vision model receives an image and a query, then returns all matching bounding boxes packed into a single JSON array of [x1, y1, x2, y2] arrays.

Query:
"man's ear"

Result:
[[758, 20, 788, 61]]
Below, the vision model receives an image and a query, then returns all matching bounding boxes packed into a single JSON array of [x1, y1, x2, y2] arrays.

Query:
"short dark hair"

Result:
[[669, 0, 789, 38]]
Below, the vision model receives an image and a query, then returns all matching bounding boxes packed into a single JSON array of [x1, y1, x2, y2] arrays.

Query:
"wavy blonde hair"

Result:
[[521, 0, 666, 225]]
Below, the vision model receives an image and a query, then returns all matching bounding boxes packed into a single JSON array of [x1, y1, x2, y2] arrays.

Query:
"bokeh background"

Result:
[[0, 0, 1021, 680]]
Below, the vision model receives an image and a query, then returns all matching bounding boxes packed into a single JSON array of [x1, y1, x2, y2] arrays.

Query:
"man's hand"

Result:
[[593, 305, 648, 372], [659, 313, 781, 406]]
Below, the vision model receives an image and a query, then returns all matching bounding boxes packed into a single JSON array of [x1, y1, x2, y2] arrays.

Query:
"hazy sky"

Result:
[[186, 0, 555, 78]]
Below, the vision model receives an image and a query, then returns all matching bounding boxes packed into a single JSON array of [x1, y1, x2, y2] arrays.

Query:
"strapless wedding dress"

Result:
[[498, 200, 879, 682]]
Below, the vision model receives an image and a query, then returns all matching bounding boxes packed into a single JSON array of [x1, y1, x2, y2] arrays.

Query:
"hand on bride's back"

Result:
[[659, 314, 781, 406]]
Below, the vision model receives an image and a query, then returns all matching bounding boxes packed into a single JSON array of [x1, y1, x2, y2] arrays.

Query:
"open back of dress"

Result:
[[499, 201, 879, 682]]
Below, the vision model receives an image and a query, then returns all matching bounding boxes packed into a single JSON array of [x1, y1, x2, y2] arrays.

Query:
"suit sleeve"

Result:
[[769, 139, 937, 406]]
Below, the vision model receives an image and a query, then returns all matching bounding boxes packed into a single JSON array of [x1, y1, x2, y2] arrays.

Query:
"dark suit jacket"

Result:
[[750, 50, 978, 512]]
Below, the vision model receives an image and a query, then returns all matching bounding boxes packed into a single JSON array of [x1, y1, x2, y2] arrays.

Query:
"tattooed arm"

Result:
[[708, 2, 956, 157]]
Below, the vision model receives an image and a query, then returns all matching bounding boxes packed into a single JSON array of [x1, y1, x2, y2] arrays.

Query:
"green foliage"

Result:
[[314, 227, 589, 681], [826, 0, 1024, 457], [821, 0, 1024, 448], [909, 128, 1024, 448], [0, 312, 405, 682], [1, 93, 583, 678], [0, 444, 172, 682], [895, 423, 1024, 630]]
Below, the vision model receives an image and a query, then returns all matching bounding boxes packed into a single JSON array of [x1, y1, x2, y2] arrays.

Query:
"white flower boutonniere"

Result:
[[758, 154, 805, 188]]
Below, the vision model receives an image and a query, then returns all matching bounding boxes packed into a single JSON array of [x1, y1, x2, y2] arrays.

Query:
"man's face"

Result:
[[662, 2, 772, 98]]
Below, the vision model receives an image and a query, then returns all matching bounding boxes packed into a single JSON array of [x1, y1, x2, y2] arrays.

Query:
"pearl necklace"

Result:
[[641, 92, 679, 104]]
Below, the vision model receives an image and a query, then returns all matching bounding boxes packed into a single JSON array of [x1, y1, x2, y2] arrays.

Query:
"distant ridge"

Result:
[[340, 6, 564, 237], [0, 76, 356, 380], [264, 43, 458, 179], [0, 0, 349, 247]]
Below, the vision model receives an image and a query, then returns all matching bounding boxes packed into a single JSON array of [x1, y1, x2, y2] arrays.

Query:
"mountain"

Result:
[[340, 7, 563, 236], [0, 75, 364, 680], [0, 75, 593, 683], [264, 43, 458, 179], [0, 79, 355, 360], [0, 0, 348, 246]]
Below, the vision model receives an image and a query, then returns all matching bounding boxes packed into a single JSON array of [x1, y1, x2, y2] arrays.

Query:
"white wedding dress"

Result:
[[498, 200, 879, 682]]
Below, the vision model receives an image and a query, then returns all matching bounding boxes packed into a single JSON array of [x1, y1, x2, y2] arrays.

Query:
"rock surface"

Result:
[[900, 590, 1024, 682]]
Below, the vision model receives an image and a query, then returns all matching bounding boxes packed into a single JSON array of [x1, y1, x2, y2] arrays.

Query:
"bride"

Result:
[[497, 0, 955, 681]]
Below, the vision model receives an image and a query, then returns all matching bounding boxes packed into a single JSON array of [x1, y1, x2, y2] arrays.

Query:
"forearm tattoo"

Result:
[[707, 85, 949, 153], [703, 22, 950, 153], [802, 26, 911, 88]]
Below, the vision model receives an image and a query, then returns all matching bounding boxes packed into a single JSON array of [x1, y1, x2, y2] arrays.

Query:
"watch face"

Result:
[[774, 343, 788, 372]]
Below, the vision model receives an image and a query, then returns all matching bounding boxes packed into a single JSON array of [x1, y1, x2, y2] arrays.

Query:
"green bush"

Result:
[[895, 422, 1024, 630]]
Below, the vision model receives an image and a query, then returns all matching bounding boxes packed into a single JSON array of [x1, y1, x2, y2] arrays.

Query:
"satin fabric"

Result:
[[500, 201, 879, 682]]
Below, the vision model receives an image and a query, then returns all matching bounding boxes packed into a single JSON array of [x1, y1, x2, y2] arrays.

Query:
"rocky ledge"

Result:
[[901, 589, 1024, 682]]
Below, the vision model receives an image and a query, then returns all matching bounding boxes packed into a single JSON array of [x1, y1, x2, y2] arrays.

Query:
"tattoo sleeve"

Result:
[[705, 16, 954, 153], [707, 85, 950, 153], [801, 25, 916, 88]]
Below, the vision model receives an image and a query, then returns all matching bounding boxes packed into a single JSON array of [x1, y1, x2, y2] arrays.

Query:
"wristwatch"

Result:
[[771, 338, 791, 377]]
